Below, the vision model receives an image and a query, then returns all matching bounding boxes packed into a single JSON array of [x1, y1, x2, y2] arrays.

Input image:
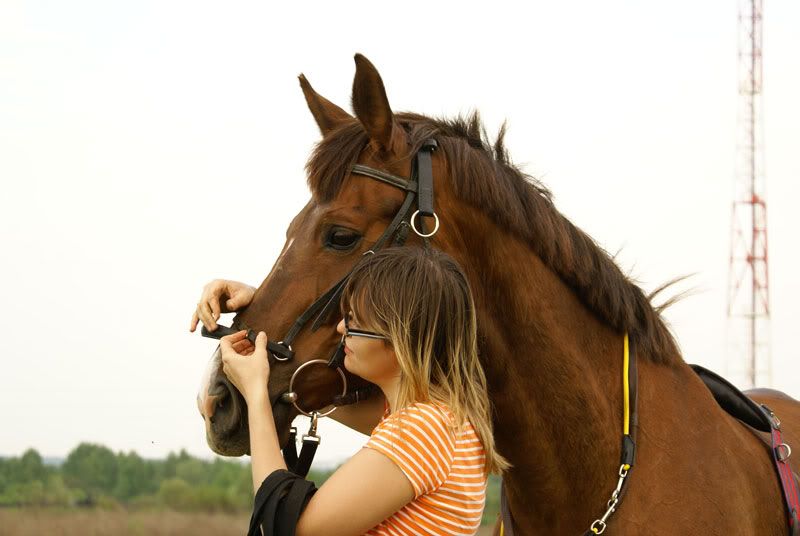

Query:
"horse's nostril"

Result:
[[209, 379, 229, 399], [209, 377, 245, 439]]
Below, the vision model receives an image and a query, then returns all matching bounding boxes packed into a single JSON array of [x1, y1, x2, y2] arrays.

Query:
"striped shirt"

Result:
[[363, 401, 488, 536]]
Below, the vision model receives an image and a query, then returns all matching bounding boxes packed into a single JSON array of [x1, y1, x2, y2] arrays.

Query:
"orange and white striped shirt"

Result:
[[363, 401, 488, 536]]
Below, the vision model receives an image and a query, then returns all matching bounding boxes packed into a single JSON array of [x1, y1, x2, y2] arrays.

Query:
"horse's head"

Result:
[[197, 55, 457, 456]]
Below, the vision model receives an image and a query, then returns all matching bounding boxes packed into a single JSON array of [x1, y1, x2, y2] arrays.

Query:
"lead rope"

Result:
[[499, 333, 637, 536], [282, 412, 321, 478]]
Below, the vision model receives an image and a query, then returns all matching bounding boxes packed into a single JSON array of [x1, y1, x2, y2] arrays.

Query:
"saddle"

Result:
[[691, 364, 800, 535], [690, 364, 772, 433]]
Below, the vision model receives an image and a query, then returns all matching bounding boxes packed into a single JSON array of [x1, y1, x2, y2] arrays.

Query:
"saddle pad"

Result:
[[690, 364, 772, 433]]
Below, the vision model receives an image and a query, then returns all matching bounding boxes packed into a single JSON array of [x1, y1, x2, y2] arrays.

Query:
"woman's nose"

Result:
[[335, 318, 345, 335]]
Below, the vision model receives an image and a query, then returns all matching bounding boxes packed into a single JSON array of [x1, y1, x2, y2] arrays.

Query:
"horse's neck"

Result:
[[449, 212, 663, 531], [448, 209, 785, 533], [465, 238, 622, 525]]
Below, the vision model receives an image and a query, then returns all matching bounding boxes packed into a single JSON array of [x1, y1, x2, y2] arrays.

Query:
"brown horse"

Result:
[[196, 54, 800, 534]]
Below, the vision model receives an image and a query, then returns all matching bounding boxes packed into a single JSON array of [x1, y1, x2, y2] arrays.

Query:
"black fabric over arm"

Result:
[[247, 469, 318, 536]]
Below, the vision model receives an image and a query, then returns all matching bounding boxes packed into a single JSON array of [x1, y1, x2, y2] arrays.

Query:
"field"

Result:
[[0, 509, 496, 535], [0, 509, 249, 536]]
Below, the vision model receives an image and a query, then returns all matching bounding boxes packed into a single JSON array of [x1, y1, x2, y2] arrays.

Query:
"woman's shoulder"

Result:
[[373, 401, 458, 455], [388, 401, 457, 430]]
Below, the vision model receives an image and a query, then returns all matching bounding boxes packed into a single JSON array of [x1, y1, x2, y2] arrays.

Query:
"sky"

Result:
[[1, 1, 798, 467]]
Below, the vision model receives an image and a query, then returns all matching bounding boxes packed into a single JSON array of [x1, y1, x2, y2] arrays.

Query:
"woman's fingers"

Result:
[[225, 290, 248, 312], [198, 281, 226, 328], [252, 331, 269, 359], [220, 330, 248, 354], [209, 298, 221, 322], [197, 300, 216, 330], [232, 338, 253, 354], [221, 330, 248, 342], [224, 283, 255, 312], [191, 280, 256, 334], [255, 331, 268, 348]]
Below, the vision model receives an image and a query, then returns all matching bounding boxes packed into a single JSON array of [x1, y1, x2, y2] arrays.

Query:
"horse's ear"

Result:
[[298, 74, 352, 136], [351, 54, 404, 153]]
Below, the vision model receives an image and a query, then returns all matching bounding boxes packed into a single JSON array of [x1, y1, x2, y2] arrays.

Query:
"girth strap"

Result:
[[759, 404, 800, 535]]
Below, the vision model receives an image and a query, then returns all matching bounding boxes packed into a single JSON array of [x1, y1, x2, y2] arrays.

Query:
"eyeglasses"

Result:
[[342, 314, 388, 341]]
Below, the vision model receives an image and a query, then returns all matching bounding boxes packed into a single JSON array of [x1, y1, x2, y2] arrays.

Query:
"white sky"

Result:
[[1, 1, 798, 467]]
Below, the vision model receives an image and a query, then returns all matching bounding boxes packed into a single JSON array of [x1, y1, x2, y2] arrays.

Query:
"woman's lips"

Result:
[[344, 344, 352, 354]]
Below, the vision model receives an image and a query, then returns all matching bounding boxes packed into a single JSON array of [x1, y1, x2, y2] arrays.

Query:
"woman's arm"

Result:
[[218, 331, 286, 492], [247, 391, 287, 492], [219, 331, 415, 535], [295, 448, 415, 536]]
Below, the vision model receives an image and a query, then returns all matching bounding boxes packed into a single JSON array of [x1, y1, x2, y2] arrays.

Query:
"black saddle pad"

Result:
[[690, 364, 772, 433]]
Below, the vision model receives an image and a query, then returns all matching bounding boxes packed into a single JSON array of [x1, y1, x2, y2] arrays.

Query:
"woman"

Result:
[[191, 247, 510, 535]]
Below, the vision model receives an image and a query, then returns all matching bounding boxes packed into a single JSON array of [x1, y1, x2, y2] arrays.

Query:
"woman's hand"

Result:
[[220, 330, 271, 403], [190, 279, 256, 332]]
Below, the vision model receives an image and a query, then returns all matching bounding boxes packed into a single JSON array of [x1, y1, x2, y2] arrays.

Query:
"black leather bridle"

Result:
[[200, 139, 439, 474]]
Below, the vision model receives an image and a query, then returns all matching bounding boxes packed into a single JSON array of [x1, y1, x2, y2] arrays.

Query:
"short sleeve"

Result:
[[364, 403, 456, 498]]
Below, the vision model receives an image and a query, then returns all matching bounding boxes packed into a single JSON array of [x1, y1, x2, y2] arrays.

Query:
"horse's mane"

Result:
[[306, 112, 681, 365]]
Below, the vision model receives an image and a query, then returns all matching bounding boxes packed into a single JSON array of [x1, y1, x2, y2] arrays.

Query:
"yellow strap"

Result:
[[623, 332, 630, 436], [500, 334, 631, 536]]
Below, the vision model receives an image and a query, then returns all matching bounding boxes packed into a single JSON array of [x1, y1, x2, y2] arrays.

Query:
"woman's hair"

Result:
[[340, 247, 511, 475]]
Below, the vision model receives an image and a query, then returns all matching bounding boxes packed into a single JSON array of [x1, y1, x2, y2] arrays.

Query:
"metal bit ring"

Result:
[[286, 359, 347, 417]]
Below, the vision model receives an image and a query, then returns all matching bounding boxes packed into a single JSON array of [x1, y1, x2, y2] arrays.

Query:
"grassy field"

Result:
[[0, 508, 497, 535], [0, 509, 249, 536]]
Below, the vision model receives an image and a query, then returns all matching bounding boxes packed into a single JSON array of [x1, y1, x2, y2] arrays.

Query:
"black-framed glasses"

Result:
[[343, 314, 388, 341]]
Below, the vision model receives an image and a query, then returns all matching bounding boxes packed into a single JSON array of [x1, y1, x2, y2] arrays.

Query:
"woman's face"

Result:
[[335, 313, 400, 384]]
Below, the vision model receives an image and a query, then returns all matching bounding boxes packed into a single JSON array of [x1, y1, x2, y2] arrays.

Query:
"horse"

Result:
[[196, 54, 800, 534]]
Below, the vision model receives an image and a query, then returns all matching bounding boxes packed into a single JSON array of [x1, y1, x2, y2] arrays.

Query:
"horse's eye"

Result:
[[325, 228, 361, 251]]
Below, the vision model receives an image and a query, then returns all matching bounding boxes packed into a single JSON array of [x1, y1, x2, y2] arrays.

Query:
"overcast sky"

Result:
[[2, 1, 798, 466]]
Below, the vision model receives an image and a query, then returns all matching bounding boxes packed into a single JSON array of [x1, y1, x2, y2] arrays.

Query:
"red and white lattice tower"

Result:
[[726, 0, 770, 389]]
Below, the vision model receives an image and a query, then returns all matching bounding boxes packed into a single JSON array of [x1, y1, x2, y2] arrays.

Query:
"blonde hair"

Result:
[[341, 247, 511, 475]]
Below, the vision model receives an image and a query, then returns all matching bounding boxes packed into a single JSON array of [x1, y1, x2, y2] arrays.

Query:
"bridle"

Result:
[[201, 138, 439, 474]]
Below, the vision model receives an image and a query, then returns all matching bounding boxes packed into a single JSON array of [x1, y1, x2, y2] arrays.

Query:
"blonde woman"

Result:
[[192, 247, 510, 535]]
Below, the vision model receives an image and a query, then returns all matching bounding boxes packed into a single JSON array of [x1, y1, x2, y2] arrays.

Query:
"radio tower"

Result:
[[726, 0, 770, 389]]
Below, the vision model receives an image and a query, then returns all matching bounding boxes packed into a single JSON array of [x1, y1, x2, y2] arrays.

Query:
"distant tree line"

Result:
[[0, 443, 501, 523], [0, 443, 326, 512]]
